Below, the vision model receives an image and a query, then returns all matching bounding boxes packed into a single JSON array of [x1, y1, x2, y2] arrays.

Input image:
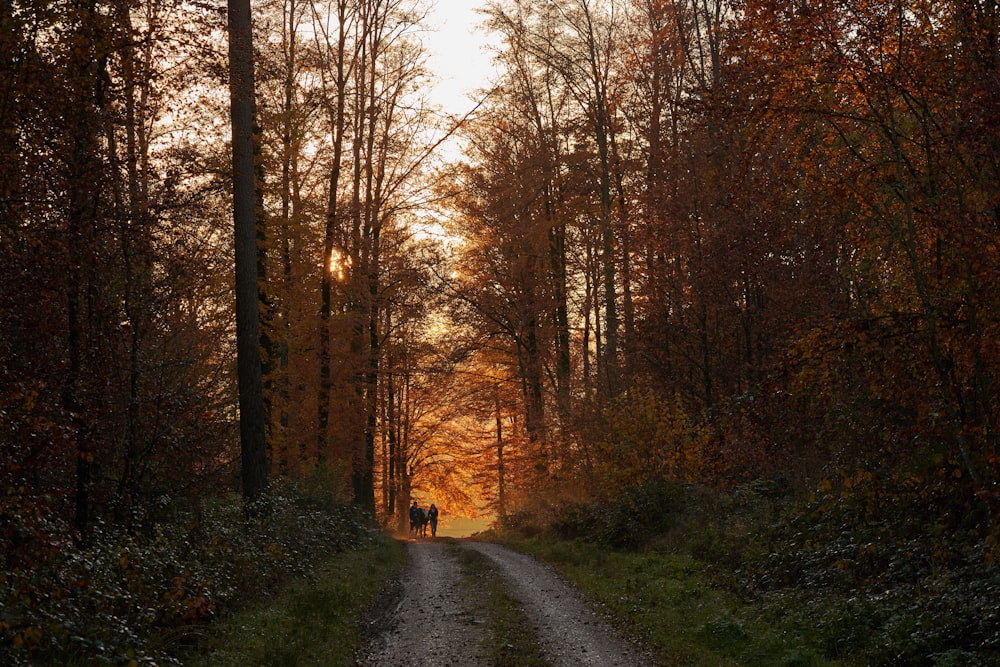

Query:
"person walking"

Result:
[[428, 503, 439, 537], [409, 500, 421, 536]]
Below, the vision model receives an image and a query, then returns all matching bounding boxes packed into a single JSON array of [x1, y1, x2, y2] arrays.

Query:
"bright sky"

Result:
[[424, 0, 497, 117]]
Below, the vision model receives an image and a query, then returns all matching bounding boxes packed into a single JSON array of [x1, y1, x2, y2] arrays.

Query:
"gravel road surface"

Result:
[[359, 540, 488, 666], [359, 539, 651, 666]]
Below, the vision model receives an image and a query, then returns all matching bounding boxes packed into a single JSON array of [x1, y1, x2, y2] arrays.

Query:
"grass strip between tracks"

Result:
[[451, 543, 550, 666]]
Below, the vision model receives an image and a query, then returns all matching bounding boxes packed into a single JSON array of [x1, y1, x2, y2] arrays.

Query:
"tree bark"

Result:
[[228, 0, 268, 504], [318, 0, 352, 462], [65, 0, 109, 542]]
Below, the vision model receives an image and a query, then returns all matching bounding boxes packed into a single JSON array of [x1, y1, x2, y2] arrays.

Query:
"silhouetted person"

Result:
[[419, 506, 429, 537], [409, 500, 421, 535], [428, 503, 439, 537]]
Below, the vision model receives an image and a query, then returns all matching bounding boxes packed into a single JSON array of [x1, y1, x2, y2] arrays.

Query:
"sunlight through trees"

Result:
[[3, 2, 1000, 658]]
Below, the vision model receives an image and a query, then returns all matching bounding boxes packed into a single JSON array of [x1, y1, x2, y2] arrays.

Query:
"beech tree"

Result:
[[229, 0, 269, 503], [448, 115, 554, 458], [311, 0, 356, 469]]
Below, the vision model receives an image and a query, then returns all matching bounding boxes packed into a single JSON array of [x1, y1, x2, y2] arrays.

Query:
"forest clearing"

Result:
[[2, 0, 999, 664]]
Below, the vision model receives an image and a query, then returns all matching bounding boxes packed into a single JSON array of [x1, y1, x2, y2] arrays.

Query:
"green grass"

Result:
[[450, 543, 549, 666], [501, 536, 843, 667], [185, 536, 405, 667]]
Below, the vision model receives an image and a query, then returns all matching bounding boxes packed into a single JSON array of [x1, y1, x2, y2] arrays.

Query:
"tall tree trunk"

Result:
[[523, 309, 546, 451], [385, 351, 397, 516], [110, 0, 148, 525], [347, 26, 367, 504], [536, 89, 571, 423], [548, 209, 571, 422], [276, 0, 298, 475], [228, 0, 268, 504], [577, 1, 619, 396], [395, 366, 412, 532], [65, 0, 109, 541], [609, 118, 635, 379], [496, 388, 506, 524], [318, 0, 351, 463]]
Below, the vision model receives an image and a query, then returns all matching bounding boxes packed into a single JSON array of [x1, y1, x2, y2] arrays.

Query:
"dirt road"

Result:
[[358, 539, 651, 666]]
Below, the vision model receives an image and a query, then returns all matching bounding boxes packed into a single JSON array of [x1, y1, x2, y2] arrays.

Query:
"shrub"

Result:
[[552, 479, 688, 549], [745, 469, 1000, 664], [0, 483, 376, 665]]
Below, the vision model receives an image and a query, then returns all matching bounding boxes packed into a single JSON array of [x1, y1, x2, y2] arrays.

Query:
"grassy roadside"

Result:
[[450, 543, 549, 666], [185, 535, 405, 666], [499, 536, 843, 667]]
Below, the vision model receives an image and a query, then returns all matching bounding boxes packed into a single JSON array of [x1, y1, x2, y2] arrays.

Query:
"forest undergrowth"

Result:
[[0, 472, 386, 666], [494, 477, 1000, 666]]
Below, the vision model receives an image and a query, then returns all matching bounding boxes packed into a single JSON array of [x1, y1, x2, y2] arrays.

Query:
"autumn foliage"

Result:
[[445, 1, 999, 658], [3, 0, 1000, 662], [444, 0, 999, 530]]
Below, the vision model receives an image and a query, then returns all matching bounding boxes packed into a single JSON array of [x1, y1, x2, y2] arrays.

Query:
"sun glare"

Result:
[[328, 248, 351, 281]]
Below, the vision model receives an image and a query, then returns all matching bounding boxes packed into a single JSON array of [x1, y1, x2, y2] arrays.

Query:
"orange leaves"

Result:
[[840, 468, 872, 491], [162, 575, 216, 625], [593, 384, 711, 492], [9, 625, 43, 652]]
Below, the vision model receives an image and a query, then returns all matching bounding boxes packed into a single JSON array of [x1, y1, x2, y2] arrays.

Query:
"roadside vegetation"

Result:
[[491, 477, 999, 666], [187, 537, 404, 666], [0, 472, 393, 666]]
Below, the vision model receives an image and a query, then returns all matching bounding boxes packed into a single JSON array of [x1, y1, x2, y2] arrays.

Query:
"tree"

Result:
[[486, 0, 626, 397], [61, 0, 109, 540], [313, 0, 356, 468], [2, 0, 244, 547], [229, 0, 269, 503], [447, 123, 553, 455]]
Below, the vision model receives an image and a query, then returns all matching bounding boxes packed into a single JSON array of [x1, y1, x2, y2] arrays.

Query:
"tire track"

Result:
[[462, 542, 652, 667], [360, 540, 651, 667]]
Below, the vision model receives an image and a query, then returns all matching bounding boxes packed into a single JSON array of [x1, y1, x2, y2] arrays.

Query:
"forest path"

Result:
[[358, 539, 652, 666]]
